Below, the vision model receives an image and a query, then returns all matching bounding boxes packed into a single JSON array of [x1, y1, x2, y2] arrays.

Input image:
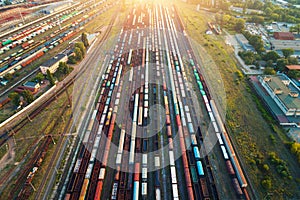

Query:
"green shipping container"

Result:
[[191, 166, 198, 183]]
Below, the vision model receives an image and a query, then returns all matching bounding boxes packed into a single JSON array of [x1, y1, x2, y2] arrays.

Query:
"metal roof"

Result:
[[40, 54, 66, 68]]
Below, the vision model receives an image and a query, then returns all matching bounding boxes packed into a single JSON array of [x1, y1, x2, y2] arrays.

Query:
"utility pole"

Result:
[[26, 113, 32, 122], [29, 182, 36, 191], [18, 7, 25, 25]]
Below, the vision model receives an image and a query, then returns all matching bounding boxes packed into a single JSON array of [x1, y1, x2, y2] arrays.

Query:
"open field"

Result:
[[175, 1, 300, 199]]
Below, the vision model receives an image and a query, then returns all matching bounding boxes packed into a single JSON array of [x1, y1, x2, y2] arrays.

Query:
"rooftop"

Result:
[[235, 34, 249, 44], [41, 54, 66, 68], [286, 65, 300, 70], [270, 39, 300, 51], [266, 75, 300, 110], [274, 32, 295, 40], [23, 81, 39, 88]]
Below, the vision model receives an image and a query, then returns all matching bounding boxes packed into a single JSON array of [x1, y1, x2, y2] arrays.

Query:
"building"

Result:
[[40, 54, 67, 75], [40, 1, 71, 14], [270, 39, 300, 51], [286, 65, 300, 71], [229, 6, 263, 14], [14, 81, 40, 94], [259, 75, 300, 116], [235, 34, 256, 52], [274, 32, 295, 40], [23, 81, 40, 90]]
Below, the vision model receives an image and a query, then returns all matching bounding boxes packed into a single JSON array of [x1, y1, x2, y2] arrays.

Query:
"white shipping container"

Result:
[[99, 168, 106, 179], [216, 133, 224, 145], [156, 188, 161, 200], [169, 151, 175, 166], [142, 167, 147, 179], [142, 183, 147, 195], [170, 166, 177, 184], [221, 145, 229, 160], [186, 112, 191, 123], [205, 102, 212, 112], [154, 156, 160, 167], [116, 153, 122, 164], [142, 154, 147, 165], [172, 184, 179, 199], [212, 121, 219, 133], [209, 112, 215, 122], [73, 159, 82, 173]]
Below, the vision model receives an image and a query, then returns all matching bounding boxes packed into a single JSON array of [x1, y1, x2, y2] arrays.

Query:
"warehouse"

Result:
[[270, 39, 300, 51], [40, 1, 71, 14], [235, 34, 256, 52], [259, 75, 300, 116], [40, 54, 67, 74], [274, 32, 295, 40]]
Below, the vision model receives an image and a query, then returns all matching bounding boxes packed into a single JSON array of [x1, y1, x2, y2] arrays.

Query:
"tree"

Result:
[[287, 70, 300, 79], [261, 178, 272, 190], [244, 33, 265, 53], [290, 24, 300, 34], [282, 48, 294, 59], [58, 62, 71, 74], [264, 67, 276, 75], [264, 7, 272, 16], [288, 57, 299, 65], [22, 90, 34, 104], [235, 19, 245, 33], [68, 55, 77, 64], [263, 51, 280, 62], [46, 70, 56, 86], [74, 47, 83, 61], [8, 92, 20, 107], [250, 15, 265, 24], [81, 33, 89, 48], [263, 164, 270, 172], [75, 42, 86, 57], [4, 73, 13, 81], [276, 58, 288, 71], [35, 72, 44, 83]]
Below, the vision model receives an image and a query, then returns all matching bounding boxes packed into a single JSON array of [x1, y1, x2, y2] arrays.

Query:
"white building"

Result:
[[259, 75, 300, 116]]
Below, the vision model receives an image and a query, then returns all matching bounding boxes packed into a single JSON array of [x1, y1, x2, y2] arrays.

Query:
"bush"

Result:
[[263, 164, 270, 172], [261, 178, 272, 190]]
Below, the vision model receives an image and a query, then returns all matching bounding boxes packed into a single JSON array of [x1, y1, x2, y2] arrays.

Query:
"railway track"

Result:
[[54, 2, 253, 200], [0, 3, 119, 198]]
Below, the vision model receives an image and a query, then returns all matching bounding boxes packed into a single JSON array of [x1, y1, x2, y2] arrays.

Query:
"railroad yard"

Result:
[[60, 3, 251, 200], [1, 0, 300, 200]]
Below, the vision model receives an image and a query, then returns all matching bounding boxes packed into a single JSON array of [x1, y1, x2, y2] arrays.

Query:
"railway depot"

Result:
[[1, 0, 300, 199]]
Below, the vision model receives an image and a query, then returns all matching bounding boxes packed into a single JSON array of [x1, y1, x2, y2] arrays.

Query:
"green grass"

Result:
[[175, 1, 300, 199], [0, 86, 73, 199], [0, 143, 7, 160]]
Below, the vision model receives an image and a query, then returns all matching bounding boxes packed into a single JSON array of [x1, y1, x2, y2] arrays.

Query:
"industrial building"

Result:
[[270, 39, 300, 51], [40, 53, 67, 74], [274, 32, 295, 40], [40, 1, 71, 14], [235, 34, 256, 52], [259, 75, 300, 116]]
